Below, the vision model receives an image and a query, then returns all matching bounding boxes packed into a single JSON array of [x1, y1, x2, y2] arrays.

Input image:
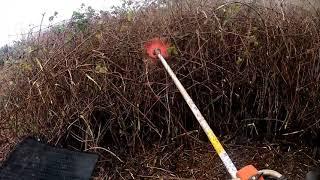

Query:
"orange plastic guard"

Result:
[[144, 38, 169, 59], [236, 165, 264, 180]]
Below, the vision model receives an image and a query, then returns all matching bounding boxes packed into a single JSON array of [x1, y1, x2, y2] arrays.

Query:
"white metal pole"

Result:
[[156, 51, 238, 178]]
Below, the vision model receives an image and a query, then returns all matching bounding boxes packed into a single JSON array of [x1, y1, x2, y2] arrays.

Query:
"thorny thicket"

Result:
[[0, 0, 320, 174]]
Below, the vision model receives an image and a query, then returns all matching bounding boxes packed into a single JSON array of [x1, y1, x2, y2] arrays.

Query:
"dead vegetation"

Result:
[[0, 0, 320, 179]]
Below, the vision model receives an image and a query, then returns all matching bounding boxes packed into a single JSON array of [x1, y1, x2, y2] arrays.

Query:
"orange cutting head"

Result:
[[144, 38, 170, 60]]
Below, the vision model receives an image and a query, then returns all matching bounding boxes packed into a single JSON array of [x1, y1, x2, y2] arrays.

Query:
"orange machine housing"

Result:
[[237, 165, 264, 180]]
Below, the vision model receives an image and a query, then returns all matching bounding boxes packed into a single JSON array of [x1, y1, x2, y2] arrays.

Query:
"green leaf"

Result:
[[167, 46, 178, 56], [34, 58, 43, 71], [20, 62, 32, 71], [24, 46, 34, 54], [95, 64, 108, 74], [127, 10, 134, 22], [229, 4, 241, 14], [95, 32, 103, 40], [236, 57, 243, 65]]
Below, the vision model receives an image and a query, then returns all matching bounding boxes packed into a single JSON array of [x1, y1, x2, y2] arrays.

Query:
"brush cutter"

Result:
[[144, 38, 286, 180]]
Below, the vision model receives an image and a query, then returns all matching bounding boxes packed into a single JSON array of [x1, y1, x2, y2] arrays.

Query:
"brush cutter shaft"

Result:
[[156, 53, 238, 178]]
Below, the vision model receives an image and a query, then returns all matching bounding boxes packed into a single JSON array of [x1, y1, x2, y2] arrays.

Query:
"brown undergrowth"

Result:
[[0, 0, 320, 178]]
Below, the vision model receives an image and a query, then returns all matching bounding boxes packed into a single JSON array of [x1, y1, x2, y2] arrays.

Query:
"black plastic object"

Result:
[[0, 137, 98, 180], [306, 169, 320, 180]]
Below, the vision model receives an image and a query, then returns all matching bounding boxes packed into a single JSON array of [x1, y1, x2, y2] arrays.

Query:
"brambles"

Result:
[[0, 0, 320, 178], [70, 4, 97, 32]]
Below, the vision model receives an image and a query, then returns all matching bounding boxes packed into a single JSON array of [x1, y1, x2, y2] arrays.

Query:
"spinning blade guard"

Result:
[[144, 38, 170, 60]]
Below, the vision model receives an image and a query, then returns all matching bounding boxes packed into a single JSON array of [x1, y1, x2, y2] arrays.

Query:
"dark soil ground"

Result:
[[91, 139, 319, 179], [0, 114, 318, 180]]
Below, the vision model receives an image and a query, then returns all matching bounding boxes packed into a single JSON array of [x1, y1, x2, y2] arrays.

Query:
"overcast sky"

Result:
[[0, 0, 121, 46]]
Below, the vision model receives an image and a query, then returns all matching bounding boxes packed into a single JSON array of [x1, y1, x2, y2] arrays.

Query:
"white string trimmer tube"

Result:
[[156, 50, 238, 178]]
